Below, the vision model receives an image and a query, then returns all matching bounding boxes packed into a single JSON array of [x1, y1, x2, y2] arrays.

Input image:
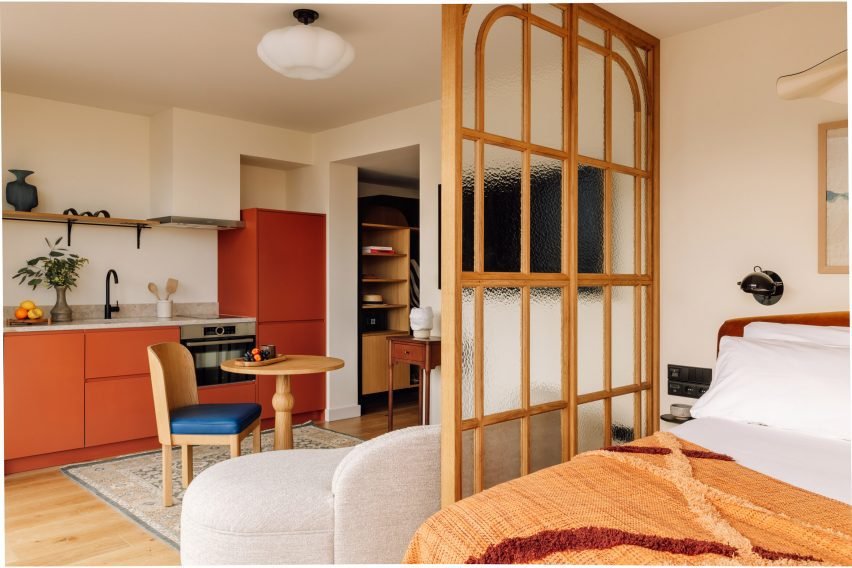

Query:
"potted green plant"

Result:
[[13, 237, 89, 322]]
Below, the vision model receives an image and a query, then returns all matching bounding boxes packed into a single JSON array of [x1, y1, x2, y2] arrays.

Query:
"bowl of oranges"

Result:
[[9, 300, 46, 325]]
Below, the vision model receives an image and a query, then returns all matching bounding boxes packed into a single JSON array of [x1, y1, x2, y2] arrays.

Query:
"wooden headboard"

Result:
[[717, 311, 850, 350]]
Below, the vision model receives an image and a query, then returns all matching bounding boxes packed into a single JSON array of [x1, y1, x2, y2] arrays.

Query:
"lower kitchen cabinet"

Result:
[[198, 381, 257, 404], [4, 332, 85, 460], [85, 375, 157, 447], [257, 320, 326, 418]]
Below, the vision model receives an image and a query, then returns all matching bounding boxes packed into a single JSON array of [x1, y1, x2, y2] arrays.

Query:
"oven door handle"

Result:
[[183, 339, 254, 348]]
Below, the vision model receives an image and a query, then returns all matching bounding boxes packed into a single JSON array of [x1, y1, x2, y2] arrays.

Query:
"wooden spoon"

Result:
[[148, 282, 161, 301], [165, 278, 179, 300]]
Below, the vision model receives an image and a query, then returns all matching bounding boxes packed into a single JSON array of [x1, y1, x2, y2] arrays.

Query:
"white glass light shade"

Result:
[[258, 25, 354, 80]]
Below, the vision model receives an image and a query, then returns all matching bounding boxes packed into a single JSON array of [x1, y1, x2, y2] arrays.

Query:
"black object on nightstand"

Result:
[[661, 413, 694, 424]]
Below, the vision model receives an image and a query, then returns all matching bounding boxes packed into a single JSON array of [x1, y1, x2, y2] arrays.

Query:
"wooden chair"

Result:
[[147, 342, 262, 506]]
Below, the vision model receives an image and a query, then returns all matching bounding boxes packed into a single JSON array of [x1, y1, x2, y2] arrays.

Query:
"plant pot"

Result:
[[51, 286, 73, 322], [5, 170, 38, 212]]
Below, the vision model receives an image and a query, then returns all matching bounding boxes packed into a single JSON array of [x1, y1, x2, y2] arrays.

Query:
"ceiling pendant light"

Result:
[[257, 9, 354, 80]]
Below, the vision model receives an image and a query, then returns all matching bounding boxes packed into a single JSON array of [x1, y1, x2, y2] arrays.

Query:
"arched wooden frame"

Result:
[[440, 4, 660, 506]]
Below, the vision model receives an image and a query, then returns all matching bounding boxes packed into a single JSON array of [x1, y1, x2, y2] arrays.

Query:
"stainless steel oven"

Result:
[[180, 322, 256, 386]]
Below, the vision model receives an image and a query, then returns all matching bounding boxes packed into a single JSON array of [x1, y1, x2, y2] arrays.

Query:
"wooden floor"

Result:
[[4, 402, 419, 566]]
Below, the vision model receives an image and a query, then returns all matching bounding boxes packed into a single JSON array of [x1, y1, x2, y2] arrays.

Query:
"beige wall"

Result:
[[659, 3, 849, 416], [2, 93, 219, 307], [150, 108, 313, 220], [312, 100, 441, 421]]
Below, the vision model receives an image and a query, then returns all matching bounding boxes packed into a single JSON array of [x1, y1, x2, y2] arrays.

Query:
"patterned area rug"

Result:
[[61, 423, 361, 549]]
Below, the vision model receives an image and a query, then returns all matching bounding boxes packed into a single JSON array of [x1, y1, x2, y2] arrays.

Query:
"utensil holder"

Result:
[[157, 300, 173, 318]]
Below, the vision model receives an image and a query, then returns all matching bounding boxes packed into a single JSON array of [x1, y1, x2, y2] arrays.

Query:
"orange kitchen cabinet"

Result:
[[218, 209, 326, 322], [4, 332, 85, 459], [198, 381, 257, 404], [257, 210, 325, 322], [256, 320, 326, 419], [85, 327, 179, 379], [85, 375, 157, 446]]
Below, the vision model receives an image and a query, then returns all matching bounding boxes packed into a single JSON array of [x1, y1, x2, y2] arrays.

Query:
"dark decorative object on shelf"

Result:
[[738, 266, 784, 306], [63, 208, 111, 218], [5, 169, 38, 212]]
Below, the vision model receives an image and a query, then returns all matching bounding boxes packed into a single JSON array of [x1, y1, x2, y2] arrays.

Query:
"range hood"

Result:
[[148, 216, 244, 230]]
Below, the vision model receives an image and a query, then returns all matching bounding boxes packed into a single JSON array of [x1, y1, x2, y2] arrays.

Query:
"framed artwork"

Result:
[[818, 120, 848, 274]]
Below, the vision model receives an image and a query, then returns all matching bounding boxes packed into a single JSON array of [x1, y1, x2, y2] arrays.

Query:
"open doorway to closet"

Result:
[[348, 145, 422, 428]]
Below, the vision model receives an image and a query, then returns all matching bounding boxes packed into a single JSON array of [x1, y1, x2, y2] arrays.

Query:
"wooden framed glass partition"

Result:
[[440, 4, 660, 505]]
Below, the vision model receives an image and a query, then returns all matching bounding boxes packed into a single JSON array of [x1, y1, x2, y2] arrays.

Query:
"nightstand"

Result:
[[387, 335, 441, 431]]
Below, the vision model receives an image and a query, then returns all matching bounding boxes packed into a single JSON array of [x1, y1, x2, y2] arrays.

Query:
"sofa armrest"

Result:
[[331, 425, 440, 564]]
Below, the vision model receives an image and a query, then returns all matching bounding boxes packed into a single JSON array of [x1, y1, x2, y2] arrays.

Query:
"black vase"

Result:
[[5, 170, 38, 212]]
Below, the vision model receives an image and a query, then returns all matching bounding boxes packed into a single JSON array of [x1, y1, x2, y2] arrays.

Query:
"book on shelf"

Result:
[[362, 246, 396, 254]]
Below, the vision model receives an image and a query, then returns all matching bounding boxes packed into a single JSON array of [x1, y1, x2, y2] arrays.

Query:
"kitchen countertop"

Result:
[[4, 315, 256, 333]]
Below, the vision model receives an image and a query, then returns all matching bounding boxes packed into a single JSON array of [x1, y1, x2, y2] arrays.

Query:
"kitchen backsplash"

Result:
[[4, 302, 220, 321]]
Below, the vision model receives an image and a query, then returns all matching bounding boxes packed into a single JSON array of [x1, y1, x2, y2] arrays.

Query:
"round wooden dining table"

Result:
[[221, 355, 344, 451]]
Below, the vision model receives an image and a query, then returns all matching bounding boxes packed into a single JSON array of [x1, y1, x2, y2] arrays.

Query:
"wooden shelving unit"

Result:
[[359, 222, 414, 396], [3, 210, 159, 249]]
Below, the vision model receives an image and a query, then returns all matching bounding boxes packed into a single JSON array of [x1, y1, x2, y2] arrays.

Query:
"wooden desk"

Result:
[[221, 355, 344, 450], [387, 336, 441, 431]]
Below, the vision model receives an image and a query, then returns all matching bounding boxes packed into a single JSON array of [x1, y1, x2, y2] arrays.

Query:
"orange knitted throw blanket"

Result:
[[404, 432, 852, 565]]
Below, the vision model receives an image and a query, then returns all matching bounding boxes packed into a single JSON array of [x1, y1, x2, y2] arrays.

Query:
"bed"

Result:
[[404, 312, 852, 565]]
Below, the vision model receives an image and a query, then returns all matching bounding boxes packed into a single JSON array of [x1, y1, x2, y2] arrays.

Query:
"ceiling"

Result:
[[343, 145, 420, 188], [0, 3, 441, 133], [603, 2, 781, 40], [1, 3, 783, 134]]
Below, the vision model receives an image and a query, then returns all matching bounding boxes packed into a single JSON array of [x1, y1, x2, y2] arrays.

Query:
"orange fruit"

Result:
[[14, 308, 29, 320], [253, 354, 262, 361], [251, 348, 260, 355]]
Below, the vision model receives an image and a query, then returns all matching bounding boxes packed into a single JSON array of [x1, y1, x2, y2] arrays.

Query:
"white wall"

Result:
[[151, 108, 313, 220], [660, 3, 849, 414], [2, 93, 218, 306], [240, 164, 289, 210], [312, 100, 442, 421]]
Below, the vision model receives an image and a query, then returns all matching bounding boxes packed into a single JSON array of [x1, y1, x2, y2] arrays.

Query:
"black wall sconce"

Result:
[[738, 266, 784, 305]]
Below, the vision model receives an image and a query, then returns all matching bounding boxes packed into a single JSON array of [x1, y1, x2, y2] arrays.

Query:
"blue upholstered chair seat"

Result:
[[170, 403, 262, 435]]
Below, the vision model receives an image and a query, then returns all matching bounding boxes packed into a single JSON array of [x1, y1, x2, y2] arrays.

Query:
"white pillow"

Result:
[[690, 336, 850, 440], [743, 322, 850, 347]]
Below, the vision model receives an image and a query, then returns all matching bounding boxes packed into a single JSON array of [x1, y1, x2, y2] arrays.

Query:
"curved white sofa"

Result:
[[180, 425, 440, 565]]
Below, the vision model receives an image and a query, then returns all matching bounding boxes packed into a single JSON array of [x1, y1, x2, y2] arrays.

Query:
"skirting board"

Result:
[[325, 404, 362, 422]]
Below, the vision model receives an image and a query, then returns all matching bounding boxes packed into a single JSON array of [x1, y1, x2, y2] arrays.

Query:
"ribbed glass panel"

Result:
[[578, 19, 605, 45], [461, 287, 475, 420], [530, 287, 562, 405], [611, 286, 635, 389], [484, 419, 521, 488], [531, 410, 562, 472], [612, 172, 635, 274], [531, 26, 563, 150], [578, 46, 604, 159], [531, 3, 564, 26], [577, 287, 604, 395], [578, 165, 604, 274], [611, 62, 636, 168], [611, 393, 636, 446], [461, 428, 474, 498], [483, 287, 521, 415], [462, 139, 475, 272], [484, 16, 523, 140], [484, 145, 522, 272], [530, 155, 562, 273], [613, 36, 647, 170], [578, 400, 604, 453], [463, 4, 495, 130]]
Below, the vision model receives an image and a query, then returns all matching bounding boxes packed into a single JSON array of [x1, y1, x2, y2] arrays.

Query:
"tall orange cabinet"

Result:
[[219, 209, 327, 420]]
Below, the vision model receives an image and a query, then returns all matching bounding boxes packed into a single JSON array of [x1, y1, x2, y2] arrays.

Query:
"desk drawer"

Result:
[[392, 342, 424, 365]]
